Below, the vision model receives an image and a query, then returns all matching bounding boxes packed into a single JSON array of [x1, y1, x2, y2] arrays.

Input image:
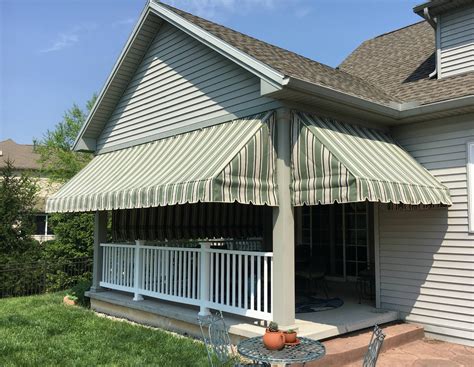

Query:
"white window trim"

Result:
[[468, 142, 474, 233]]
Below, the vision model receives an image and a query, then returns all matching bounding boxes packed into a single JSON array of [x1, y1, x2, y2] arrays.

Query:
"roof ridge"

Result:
[[159, 2, 338, 72], [0, 139, 34, 147], [373, 20, 427, 40]]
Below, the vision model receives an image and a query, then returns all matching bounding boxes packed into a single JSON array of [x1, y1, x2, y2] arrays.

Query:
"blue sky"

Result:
[[1, 0, 421, 144]]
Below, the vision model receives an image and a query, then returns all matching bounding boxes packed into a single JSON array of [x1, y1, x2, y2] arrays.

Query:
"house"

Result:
[[1, 139, 56, 242], [46, 0, 474, 346]]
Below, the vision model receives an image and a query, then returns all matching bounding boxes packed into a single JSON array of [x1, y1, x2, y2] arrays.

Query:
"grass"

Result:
[[0, 292, 209, 366]]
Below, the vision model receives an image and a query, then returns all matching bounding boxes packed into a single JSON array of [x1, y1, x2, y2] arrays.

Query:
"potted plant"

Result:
[[284, 328, 297, 343], [63, 294, 77, 306], [262, 321, 285, 350]]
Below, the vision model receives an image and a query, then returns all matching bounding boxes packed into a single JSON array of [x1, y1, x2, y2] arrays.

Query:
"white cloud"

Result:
[[112, 17, 136, 27], [294, 7, 311, 18], [40, 33, 79, 53], [40, 23, 96, 53]]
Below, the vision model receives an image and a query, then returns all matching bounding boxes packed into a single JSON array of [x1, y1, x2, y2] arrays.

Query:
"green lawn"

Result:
[[0, 292, 209, 366]]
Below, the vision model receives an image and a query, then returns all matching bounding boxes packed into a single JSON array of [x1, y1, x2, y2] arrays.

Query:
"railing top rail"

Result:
[[101, 243, 134, 248], [141, 245, 201, 252], [207, 248, 273, 257], [100, 242, 273, 257]]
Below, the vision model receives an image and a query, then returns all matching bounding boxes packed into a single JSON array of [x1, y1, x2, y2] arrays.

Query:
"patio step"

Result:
[[307, 323, 424, 367]]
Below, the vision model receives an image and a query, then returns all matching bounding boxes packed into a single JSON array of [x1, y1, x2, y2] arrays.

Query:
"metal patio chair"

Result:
[[362, 325, 386, 367], [198, 311, 268, 367]]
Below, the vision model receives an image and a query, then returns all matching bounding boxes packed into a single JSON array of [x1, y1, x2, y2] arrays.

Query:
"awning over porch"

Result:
[[46, 112, 278, 213], [291, 112, 452, 206]]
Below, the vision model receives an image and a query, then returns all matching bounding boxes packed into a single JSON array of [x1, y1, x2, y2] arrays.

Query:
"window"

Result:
[[468, 142, 474, 233], [34, 214, 53, 236]]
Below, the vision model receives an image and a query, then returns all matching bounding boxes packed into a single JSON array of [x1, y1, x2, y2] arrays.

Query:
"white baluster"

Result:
[[220, 253, 225, 305], [264, 257, 268, 314], [257, 256, 261, 312], [238, 254, 242, 308], [232, 253, 236, 307], [250, 255, 255, 310], [178, 250, 182, 297], [186, 251, 190, 298], [226, 253, 230, 306], [244, 254, 248, 309], [209, 252, 214, 303], [192, 251, 197, 299]]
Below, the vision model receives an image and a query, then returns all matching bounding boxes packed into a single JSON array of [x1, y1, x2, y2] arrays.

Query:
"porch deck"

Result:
[[87, 290, 398, 342]]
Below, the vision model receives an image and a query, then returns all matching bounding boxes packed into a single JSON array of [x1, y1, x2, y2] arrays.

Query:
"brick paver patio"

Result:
[[343, 338, 474, 367]]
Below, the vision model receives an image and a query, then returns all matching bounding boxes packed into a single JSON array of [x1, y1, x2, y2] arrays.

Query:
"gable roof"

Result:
[[339, 21, 474, 105], [74, 0, 397, 151], [158, 3, 396, 106], [74, 0, 474, 152], [0, 139, 41, 170]]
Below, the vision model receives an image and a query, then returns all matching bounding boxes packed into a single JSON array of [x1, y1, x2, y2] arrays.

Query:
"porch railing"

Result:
[[100, 241, 273, 320]]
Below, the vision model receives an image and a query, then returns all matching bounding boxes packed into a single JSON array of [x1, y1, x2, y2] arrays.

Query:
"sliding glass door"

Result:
[[296, 202, 373, 281]]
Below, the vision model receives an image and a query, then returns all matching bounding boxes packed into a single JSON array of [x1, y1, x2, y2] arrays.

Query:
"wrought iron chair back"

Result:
[[198, 311, 233, 367], [363, 325, 386, 367], [198, 311, 267, 367]]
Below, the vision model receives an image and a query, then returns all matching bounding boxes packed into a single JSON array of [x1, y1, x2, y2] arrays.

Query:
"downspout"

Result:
[[423, 7, 438, 79]]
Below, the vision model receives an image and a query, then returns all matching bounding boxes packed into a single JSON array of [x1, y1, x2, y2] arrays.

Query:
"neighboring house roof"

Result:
[[339, 21, 474, 105], [158, 3, 397, 106], [0, 139, 41, 170]]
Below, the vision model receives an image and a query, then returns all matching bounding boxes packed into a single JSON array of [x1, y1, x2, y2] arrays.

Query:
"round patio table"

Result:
[[237, 336, 325, 366]]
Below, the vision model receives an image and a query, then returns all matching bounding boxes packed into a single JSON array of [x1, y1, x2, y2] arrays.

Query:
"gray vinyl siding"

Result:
[[378, 117, 474, 346], [96, 21, 279, 153], [438, 5, 474, 78]]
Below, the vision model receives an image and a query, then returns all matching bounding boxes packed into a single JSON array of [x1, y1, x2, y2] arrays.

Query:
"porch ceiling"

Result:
[[46, 112, 278, 213], [291, 112, 452, 206]]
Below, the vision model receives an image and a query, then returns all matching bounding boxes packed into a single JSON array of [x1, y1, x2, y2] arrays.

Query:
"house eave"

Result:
[[72, 2, 154, 152], [265, 77, 474, 125]]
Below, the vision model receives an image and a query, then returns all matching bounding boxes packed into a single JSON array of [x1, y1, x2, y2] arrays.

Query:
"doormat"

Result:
[[295, 297, 344, 313]]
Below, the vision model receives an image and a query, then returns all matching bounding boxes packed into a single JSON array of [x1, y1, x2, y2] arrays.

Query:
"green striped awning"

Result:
[[46, 113, 278, 213], [291, 112, 452, 206]]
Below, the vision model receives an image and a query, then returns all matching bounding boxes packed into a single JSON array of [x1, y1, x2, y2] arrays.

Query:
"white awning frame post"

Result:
[[133, 239, 145, 301], [198, 243, 211, 317], [90, 211, 108, 293], [272, 108, 296, 328]]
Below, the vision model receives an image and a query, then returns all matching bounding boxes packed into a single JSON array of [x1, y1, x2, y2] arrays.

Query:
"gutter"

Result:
[[275, 77, 403, 118], [399, 95, 474, 119], [265, 77, 474, 122]]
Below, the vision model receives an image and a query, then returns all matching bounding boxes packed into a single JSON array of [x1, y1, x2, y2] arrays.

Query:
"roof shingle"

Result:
[[339, 21, 474, 105], [160, 3, 397, 106], [162, 3, 474, 107]]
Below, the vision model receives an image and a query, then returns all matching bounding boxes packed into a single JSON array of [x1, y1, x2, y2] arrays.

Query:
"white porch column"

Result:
[[133, 239, 145, 301], [198, 243, 211, 316], [272, 108, 295, 327], [90, 211, 107, 293]]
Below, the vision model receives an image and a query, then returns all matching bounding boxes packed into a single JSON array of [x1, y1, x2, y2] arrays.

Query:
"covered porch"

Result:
[[48, 109, 450, 338]]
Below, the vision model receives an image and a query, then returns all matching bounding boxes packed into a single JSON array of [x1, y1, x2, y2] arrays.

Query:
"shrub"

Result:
[[67, 279, 92, 307]]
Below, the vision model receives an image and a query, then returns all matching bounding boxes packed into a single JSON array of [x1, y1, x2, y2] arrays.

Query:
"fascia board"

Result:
[[72, 2, 153, 151]]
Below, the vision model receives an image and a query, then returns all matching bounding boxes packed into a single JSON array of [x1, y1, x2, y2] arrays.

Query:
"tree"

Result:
[[0, 160, 39, 254], [35, 94, 98, 260], [34, 95, 97, 182]]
